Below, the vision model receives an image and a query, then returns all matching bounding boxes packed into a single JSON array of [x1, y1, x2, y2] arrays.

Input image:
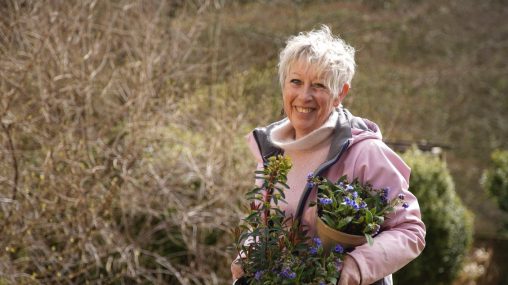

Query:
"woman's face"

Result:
[[283, 60, 342, 139]]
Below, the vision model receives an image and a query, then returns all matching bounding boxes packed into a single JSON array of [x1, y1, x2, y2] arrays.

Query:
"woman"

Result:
[[232, 25, 425, 285]]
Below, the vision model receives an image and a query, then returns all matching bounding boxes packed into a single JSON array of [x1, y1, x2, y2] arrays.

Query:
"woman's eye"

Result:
[[313, 83, 327, 89], [290, 79, 302, 85]]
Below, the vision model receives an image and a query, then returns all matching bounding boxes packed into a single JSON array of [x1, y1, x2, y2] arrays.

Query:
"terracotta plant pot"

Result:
[[316, 217, 367, 252]]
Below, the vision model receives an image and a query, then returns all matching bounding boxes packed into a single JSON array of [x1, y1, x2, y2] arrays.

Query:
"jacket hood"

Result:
[[349, 117, 383, 147]]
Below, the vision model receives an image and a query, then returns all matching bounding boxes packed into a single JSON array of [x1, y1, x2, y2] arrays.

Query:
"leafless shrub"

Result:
[[0, 0, 250, 284]]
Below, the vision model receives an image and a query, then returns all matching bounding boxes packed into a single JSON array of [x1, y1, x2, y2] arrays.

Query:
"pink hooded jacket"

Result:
[[246, 108, 426, 284]]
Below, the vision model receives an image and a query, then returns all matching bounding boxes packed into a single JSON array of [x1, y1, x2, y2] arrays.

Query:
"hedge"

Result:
[[394, 148, 474, 285]]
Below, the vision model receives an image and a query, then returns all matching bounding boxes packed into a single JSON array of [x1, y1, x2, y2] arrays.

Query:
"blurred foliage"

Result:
[[482, 150, 508, 232], [394, 148, 474, 285], [0, 0, 506, 284], [482, 150, 508, 212]]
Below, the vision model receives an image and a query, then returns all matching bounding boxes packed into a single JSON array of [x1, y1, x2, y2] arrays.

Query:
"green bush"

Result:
[[482, 149, 508, 234], [482, 149, 508, 213], [394, 148, 474, 285]]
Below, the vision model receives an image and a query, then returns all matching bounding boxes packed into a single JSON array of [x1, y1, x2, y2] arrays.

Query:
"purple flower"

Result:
[[352, 191, 358, 199], [344, 197, 359, 209], [398, 193, 405, 200], [319, 198, 333, 205], [380, 190, 388, 203], [402, 202, 409, 209], [313, 237, 322, 247], [308, 181, 315, 188], [254, 271, 263, 280], [334, 244, 344, 254], [280, 268, 296, 279], [359, 201, 367, 209], [309, 246, 318, 255], [346, 184, 354, 191], [307, 172, 314, 182]]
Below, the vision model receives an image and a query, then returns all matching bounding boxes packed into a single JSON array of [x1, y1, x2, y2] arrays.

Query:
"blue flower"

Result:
[[352, 191, 358, 199], [402, 202, 409, 209], [309, 246, 318, 255], [346, 184, 354, 191], [359, 201, 367, 209], [307, 172, 314, 181], [280, 268, 296, 279], [344, 197, 359, 209], [313, 237, 322, 247], [308, 181, 315, 188], [319, 198, 333, 205], [334, 244, 344, 254], [254, 271, 263, 280]]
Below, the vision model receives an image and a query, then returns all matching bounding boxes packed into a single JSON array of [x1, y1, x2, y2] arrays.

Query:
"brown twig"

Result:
[[1, 120, 19, 219]]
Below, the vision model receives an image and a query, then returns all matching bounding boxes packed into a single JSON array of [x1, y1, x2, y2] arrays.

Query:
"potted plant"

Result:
[[308, 175, 408, 252], [233, 156, 346, 285]]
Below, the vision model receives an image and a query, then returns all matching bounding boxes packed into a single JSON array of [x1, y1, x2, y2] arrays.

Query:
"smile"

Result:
[[295, 106, 313, 113]]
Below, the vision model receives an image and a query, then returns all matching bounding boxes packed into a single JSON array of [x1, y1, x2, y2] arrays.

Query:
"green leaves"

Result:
[[366, 234, 374, 246], [313, 175, 406, 245], [321, 214, 337, 229], [233, 155, 346, 284]]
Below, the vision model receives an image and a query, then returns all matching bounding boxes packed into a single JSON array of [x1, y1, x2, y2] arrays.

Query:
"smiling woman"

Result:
[[282, 60, 343, 139], [231, 25, 426, 285]]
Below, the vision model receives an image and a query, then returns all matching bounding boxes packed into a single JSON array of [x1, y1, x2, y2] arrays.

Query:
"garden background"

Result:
[[1, 0, 507, 284]]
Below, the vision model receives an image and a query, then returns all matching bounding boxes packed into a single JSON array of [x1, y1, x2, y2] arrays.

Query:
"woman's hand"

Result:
[[231, 258, 245, 280]]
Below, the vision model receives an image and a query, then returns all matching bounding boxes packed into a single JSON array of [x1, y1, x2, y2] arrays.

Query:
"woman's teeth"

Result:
[[295, 106, 312, 113]]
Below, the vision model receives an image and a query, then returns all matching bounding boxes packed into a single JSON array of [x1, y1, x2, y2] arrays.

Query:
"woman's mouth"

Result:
[[295, 106, 313, 113]]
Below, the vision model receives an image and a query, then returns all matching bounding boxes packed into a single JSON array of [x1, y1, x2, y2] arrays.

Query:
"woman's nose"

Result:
[[299, 85, 314, 100]]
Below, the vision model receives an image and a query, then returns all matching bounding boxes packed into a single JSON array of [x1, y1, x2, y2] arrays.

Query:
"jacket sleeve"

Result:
[[346, 139, 426, 284]]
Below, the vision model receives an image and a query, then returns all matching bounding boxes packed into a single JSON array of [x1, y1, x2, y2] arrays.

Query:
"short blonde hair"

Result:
[[278, 25, 356, 98]]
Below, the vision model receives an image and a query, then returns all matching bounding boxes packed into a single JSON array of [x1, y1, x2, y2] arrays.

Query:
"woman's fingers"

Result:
[[231, 259, 245, 280]]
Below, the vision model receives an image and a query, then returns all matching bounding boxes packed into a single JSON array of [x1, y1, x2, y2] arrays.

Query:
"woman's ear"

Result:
[[333, 83, 350, 106]]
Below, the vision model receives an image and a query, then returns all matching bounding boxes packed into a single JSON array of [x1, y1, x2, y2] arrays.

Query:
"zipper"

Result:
[[294, 140, 350, 223]]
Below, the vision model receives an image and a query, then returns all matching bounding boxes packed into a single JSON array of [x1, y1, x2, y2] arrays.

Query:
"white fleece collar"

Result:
[[269, 109, 338, 151]]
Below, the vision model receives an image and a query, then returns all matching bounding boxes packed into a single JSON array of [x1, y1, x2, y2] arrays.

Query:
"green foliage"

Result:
[[311, 175, 405, 246], [482, 150, 508, 213], [234, 155, 344, 284], [394, 148, 474, 285]]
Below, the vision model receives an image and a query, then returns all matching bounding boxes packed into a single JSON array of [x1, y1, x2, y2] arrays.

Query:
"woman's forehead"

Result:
[[288, 59, 328, 80]]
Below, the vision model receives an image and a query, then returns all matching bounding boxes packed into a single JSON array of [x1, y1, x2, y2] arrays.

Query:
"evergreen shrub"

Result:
[[482, 149, 508, 233], [394, 148, 474, 285], [482, 149, 508, 213]]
